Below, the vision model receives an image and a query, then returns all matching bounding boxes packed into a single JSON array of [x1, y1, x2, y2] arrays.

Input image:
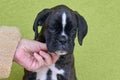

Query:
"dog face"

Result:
[[44, 12, 77, 55], [33, 5, 88, 55]]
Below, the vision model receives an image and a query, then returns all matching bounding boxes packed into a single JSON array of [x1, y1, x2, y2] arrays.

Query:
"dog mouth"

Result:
[[47, 45, 69, 55], [55, 50, 67, 55], [54, 45, 68, 55]]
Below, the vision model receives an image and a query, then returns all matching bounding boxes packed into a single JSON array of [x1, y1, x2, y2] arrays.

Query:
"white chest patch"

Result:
[[35, 64, 64, 80]]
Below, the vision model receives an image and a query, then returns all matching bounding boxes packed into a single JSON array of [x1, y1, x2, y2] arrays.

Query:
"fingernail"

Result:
[[34, 52, 38, 56]]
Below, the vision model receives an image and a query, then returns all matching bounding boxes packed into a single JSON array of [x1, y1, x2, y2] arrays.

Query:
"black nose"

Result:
[[59, 36, 67, 44]]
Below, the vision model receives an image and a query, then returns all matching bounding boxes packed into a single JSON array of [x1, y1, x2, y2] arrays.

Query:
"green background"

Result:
[[0, 0, 120, 80]]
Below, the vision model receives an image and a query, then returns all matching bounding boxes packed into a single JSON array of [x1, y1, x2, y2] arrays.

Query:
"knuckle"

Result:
[[46, 61, 52, 66], [26, 66, 34, 71]]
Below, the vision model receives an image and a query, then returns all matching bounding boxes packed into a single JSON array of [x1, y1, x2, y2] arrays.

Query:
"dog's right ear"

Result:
[[33, 9, 51, 39]]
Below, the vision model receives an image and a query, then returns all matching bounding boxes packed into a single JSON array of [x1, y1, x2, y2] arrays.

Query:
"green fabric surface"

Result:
[[0, 0, 120, 80]]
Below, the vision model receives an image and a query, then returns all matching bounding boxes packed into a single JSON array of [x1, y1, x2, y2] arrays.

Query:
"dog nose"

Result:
[[59, 36, 67, 44]]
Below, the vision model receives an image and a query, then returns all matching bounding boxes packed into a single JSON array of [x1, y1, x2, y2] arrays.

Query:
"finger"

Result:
[[51, 54, 59, 63], [33, 52, 45, 67], [27, 58, 37, 71], [39, 51, 52, 66]]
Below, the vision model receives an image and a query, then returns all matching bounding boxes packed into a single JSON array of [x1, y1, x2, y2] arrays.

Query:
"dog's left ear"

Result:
[[33, 9, 51, 39], [74, 12, 88, 45]]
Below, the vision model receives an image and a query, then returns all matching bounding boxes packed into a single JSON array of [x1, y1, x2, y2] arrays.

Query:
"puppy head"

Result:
[[33, 5, 88, 55]]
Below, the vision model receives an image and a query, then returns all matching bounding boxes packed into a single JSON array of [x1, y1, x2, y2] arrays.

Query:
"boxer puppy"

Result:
[[23, 5, 88, 80]]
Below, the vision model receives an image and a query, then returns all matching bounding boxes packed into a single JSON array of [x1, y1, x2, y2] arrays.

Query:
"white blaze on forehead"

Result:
[[62, 12, 67, 27], [62, 12, 67, 36]]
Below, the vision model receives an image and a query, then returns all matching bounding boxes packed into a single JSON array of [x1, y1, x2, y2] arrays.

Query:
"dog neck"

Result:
[[56, 54, 75, 68]]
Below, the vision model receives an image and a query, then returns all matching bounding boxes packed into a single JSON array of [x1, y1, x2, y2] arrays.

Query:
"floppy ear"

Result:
[[33, 9, 51, 39], [74, 12, 88, 45]]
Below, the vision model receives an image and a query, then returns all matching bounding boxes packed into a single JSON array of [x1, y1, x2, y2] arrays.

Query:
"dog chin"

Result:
[[55, 50, 67, 55]]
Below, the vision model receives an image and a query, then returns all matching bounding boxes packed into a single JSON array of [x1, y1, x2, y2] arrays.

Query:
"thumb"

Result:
[[37, 42, 47, 51], [22, 39, 48, 52]]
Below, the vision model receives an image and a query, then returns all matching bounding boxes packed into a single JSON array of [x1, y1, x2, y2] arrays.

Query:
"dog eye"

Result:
[[71, 28, 76, 32], [71, 29, 77, 35], [48, 28, 56, 33]]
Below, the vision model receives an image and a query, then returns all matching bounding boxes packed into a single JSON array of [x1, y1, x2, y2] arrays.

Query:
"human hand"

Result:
[[13, 39, 59, 71]]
